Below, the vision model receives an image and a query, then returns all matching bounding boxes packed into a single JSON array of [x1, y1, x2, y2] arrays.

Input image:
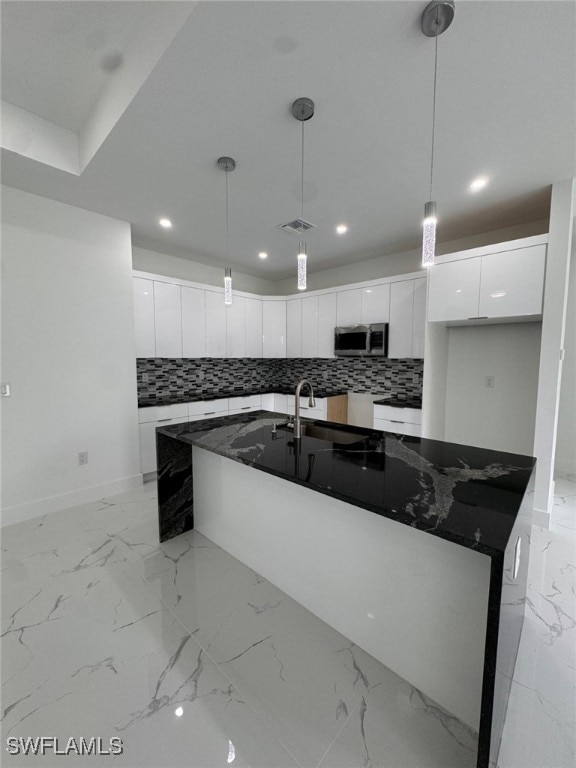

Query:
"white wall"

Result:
[[1, 186, 141, 525], [132, 245, 277, 295], [555, 226, 576, 477], [444, 323, 542, 456]]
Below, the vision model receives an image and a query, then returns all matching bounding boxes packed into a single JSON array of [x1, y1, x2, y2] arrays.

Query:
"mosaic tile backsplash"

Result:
[[137, 357, 423, 407]]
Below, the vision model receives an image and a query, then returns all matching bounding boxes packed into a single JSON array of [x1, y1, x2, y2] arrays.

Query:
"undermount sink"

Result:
[[279, 423, 366, 445]]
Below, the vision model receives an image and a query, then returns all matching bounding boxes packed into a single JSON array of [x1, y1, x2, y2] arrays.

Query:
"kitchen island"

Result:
[[156, 410, 535, 768]]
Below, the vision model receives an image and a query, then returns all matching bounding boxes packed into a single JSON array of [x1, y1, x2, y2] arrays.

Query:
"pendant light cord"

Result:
[[301, 120, 305, 222], [429, 31, 438, 200], [225, 166, 229, 261]]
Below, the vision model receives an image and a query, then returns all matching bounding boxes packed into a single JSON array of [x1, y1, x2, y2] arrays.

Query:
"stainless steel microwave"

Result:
[[334, 323, 388, 357]]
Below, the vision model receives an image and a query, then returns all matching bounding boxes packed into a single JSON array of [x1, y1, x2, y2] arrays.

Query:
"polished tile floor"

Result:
[[1, 476, 574, 768]]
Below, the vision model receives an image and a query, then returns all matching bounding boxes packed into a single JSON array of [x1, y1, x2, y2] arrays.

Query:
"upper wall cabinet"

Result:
[[245, 298, 263, 358], [361, 284, 391, 324], [286, 299, 302, 358], [262, 300, 286, 358], [388, 278, 426, 358], [428, 244, 546, 323], [182, 286, 206, 358], [336, 289, 362, 326], [154, 281, 182, 357], [226, 295, 247, 358], [301, 296, 320, 358], [478, 246, 546, 318], [205, 290, 227, 357], [133, 277, 156, 357], [318, 293, 337, 358]]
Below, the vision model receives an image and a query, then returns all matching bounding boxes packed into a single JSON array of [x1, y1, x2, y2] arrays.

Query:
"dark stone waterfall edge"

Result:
[[156, 431, 194, 542]]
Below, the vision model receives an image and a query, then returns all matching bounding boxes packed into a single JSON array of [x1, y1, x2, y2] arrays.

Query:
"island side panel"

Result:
[[156, 431, 194, 542], [192, 445, 492, 734], [483, 470, 534, 767]]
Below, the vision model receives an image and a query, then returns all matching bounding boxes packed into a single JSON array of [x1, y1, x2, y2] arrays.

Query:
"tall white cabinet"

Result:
[[182, 286, 206, 358], [133, 277, 156, 357], [262, 300, 286, 358], [154, 281, 182, 357]]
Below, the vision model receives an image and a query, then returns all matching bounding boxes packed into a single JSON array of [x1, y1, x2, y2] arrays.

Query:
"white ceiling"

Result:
[[1, 1, 575, 280]]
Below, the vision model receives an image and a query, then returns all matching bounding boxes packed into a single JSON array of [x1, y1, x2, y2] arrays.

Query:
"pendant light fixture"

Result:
[[292, 97, 315, 290], [420, 0, 455, 267], [218, 156, 236, 305]]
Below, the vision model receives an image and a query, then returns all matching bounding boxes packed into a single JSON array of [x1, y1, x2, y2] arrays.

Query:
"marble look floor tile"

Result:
[[2, 564, 298, 768], [496, 520, 576, 768], [318, 670, 477, 768]]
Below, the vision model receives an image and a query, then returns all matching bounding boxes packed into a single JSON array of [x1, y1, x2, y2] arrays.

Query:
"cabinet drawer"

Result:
[[374, 405, 421, 424], [229, 394, 262, 411], [374, 418, 421, 437], [138, 403, 188, 424], [286, 396, 327, 414], [188, 398, 229, 417]]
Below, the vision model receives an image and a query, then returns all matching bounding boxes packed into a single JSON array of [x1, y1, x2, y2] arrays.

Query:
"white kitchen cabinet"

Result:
[[427, 258, 482, 322], [261, 393, 275, 411], [262, 300, 286, 358], [373, 404, 422, 437], [226, 295, 246, 358], [286, 395, 327, 421], [336, 289, 362, 327], [245, 298, 263, 358], [412, 278, 427, 358], [154, 281, 182, 357], [227, 394, 262, 415], [181, 286, 206, 358], [204, 290, 227, 357], [428, 244, 546, 323], [318, 293, 337, 358], [389, 280, 414, 358], [286, 299, 302, 358], [301, 296, 320, 358], [361, 284, 390, 324], [273, 393, 289, 414], [133, 278, 155, 357], [188, 398, 229, 419], [478, 244, 546, 318]]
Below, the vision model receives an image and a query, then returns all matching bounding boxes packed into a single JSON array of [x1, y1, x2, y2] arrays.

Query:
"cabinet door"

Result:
[[262, 301, 286, 358], [389, 281, 414, 358], [318, 293, 337, 358], [181, 287, 206, 358], [286, 299, 302, 358], [301, 296, 319, 358], [479, 244, 546, 318], [133, 278, 155, 357], [427, 257, 482, 322], [336, 289, 362, 326], [245, 298, 263, 358], [226, 295, 246, 358], [411, 278, 427, 358], [154, 281, 182, 357], [361, 284, 390, 324], [205, 290, 227, 357]]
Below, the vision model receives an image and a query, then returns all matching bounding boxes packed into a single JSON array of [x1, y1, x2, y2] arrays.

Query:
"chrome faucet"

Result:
[[294, 379, 316, 439]]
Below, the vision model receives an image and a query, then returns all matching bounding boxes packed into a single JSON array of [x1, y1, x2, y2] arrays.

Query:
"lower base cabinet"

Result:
[[373, 404, 422, 437]]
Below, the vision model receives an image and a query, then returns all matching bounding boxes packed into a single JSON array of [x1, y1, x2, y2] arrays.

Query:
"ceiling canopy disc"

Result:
[[217, 156, 236, 172], [421, 0, 455, 37], [292, 97, 315, 122]]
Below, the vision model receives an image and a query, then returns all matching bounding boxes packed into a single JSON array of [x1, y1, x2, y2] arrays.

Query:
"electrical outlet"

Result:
[[78, 451, 88, 466], [485, 376, 495, 389]]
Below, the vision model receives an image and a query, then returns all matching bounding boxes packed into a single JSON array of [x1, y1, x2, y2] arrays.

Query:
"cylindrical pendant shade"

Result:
[[297, 242, 307, 290], [422, 201, 437, 267], [224, 267, 232, 305]]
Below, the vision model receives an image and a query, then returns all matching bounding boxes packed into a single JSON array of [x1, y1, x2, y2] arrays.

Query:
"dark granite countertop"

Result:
[[373, 396, 422, 409], [138, 388, 349, 408], [157, 410, 535, 557]]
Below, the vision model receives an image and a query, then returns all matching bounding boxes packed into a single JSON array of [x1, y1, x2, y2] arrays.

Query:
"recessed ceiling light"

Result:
[[336, 224, 348, 235], [174, 707, 183, 717], [159, 218, 172, 228], [469, 177, 488, 192], [258, 252, 268, 260]]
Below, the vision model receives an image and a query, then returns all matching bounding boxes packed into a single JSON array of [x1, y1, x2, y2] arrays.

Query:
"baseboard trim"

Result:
[[1, 474, 143, 527]]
